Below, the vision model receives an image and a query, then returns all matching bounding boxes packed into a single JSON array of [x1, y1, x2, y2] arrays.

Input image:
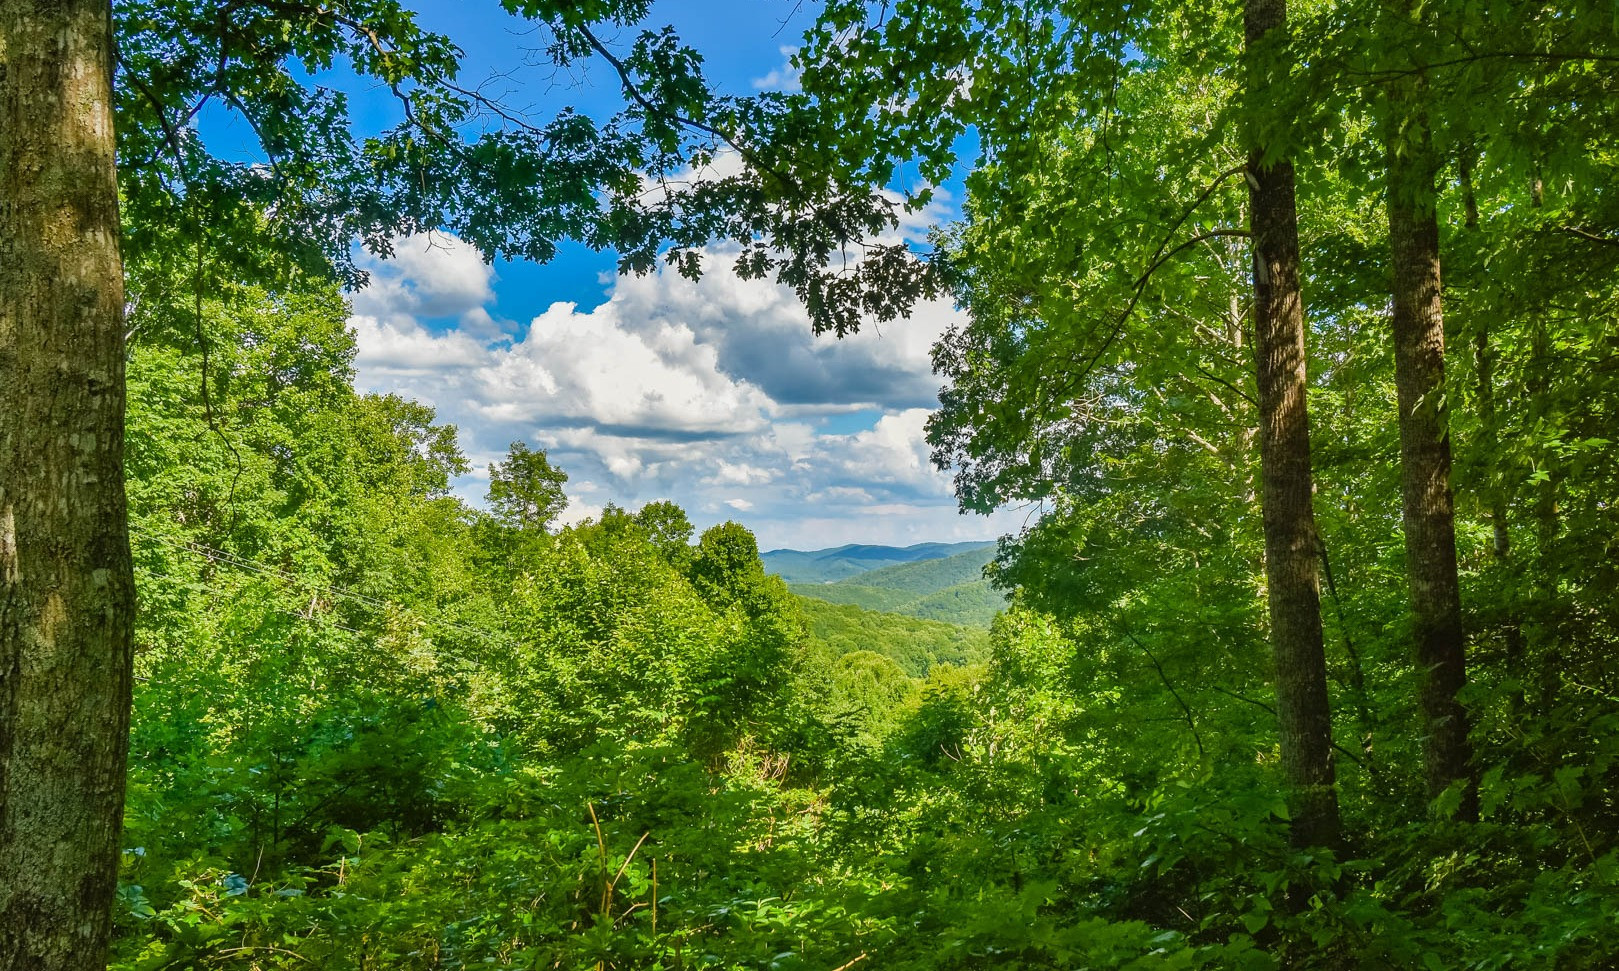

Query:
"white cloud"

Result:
[[353, 233, 497, 321], [706, 461, 778, 486], [606, 242, 949, 411], [472, 301, 771, 436], [557, 496, 606, 528], [350, 314, 490, 377], [751, 46, 802, 92], [831, 408, 946, 492], [346, 228, 1015, 550]]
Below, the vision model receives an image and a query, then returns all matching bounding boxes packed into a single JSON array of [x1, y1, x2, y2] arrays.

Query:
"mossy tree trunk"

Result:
[[1244, 0, 1342, 851], [0, 2, 134, 967], [1384, 37, 1477, 819]]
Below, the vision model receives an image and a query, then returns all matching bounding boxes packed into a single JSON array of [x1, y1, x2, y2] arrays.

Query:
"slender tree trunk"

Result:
[[1523, 172, 1562, 709], [1244, 0, 1342, 851], [1474, 325, 1531, 683], [0, 2, 135, 968], [1457, 152, 1511, 561], [1384, 62, 1477, 819], [1459, 151, 1527, 693], [1228, 290, 1261, 508], [1528, 308, 1562, 707], [1472, 336, 1510, 559]]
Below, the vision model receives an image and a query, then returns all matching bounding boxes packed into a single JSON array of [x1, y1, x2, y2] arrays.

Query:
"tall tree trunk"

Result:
[[0, 2, 135, 968], [1228, 289, 1261, 508], [1244, 0, 1342, 850], [1384, 61, 1477, 819]]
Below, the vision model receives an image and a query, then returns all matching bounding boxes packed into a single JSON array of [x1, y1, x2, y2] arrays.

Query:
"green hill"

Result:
[[789, 544, 1008, 627], [906, 581, 1008, 626], [762, 541, 991, 584], [788, 582, 912, 613], [846, 544, 998, 594], [797, 596, 989, 677]]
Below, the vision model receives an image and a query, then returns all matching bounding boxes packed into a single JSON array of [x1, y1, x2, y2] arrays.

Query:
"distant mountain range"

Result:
[[761, 541, 993, 584], [763, 541, 1008, 627]]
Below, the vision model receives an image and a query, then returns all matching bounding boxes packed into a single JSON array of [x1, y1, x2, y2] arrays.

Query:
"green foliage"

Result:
[[487, 440, 568, 531], [107, 1, 1619, 968], [115, 284, 872, 965], [797, 597, 989, 677], [790, 545, 1007, 627], [634, 499, 696, 566], [114, 241, 1619, 971]]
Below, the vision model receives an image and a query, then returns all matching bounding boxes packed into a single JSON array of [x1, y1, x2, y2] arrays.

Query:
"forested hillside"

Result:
[[788, 544, 1008, 626], [799, 597, 990, 676], [762, 542, 990, 584], [102, 271, 1619, 969], [3, 1, 1618, 969], [117, 286, 940, 967]]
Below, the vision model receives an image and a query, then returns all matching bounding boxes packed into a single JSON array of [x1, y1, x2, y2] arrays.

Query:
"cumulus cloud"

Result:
[[350, 315, 491, 376], [608, 244, 950, 411], [346, 229, 1015, 549], [472, 301, 771, 437], [353, 233, 497, 321], [828, 409, 949, 493], [751, 46, 802, 92]]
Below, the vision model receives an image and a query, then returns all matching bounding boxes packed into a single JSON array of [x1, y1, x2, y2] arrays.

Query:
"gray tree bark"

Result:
[[1385, 56, 1477, 819], [0, 2, 135, 967], [1245, 0, 1342, 850]]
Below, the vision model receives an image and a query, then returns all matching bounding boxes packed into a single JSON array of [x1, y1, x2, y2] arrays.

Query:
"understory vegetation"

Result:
[[11, 0, 1602, 967], [113, 260, 1619, 969]]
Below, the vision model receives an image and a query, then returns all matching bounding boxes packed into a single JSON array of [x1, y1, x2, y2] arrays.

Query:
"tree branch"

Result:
[[1115, 622, 1206, 759], [1068, 228, 1252, 386], [1208, 684, 1372, 772], [1559, 226, 1619, 248], [575, 22, 809, 207]]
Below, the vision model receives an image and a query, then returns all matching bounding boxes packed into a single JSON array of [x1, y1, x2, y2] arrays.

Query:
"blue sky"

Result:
[[270, 0, 1023, 550]]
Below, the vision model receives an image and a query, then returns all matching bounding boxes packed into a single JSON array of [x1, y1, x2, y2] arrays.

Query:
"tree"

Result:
[[0, 3, 136, 967], [690, 521, 768, 610], [1242, 0, 1341, 849], [1438, 0, 1619, 721], [3, 1, 902, 963], [355, 394, 470, 501], [795, 0, 1343, 848], [1376, 0, 1475, 816], [488, 441, 568, 532], [634, 499, 695, 565]]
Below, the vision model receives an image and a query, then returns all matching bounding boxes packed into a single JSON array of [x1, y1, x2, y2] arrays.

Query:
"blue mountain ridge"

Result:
[[760, 540, 993, 585]]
